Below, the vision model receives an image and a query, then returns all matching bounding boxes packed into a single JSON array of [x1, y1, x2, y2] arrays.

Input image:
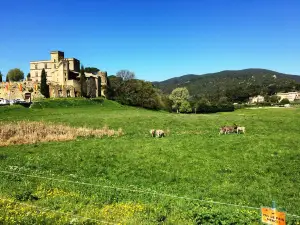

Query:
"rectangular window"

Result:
[[44, 63, 47, 69], [35, 72, 38, 77], [35, 64, 38, 69]]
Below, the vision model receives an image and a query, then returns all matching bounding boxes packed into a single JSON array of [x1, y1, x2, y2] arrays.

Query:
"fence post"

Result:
[[272, 200, 276, 210]]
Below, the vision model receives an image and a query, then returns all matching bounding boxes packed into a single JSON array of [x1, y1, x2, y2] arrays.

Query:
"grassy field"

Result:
[[0, 99, 300, 224]]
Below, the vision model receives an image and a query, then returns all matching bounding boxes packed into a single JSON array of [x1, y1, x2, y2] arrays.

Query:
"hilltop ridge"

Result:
[[153, 68, 300, 98]]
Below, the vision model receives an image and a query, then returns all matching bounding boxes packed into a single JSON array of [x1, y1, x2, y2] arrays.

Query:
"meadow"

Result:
[[0, 99, 300, 224]]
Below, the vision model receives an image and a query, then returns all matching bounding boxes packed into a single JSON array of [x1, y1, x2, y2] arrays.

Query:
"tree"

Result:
[[27, 73, 30, 80], [179, 100, 192, 113], [196, 98, 211, 113], [106, 75, 123, 100], [116, 70, 135, 81], [80, 66, 87, 97], [218, 96, 229, 104], [0, 71, 2, 82], [6, 68, 24, 81], [225, 86, 250, 103], [169, 87, 191, 113], [85, 67, 100, 74], [97, 76, 102, 97], [280, 98, 290, 104], [270, 95, 280, 103], [40, 69, 49, 98]]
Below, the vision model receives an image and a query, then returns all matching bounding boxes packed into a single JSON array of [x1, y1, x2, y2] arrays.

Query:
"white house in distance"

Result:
[[249, 95, 265, 104], [276, 92, 300, 102]]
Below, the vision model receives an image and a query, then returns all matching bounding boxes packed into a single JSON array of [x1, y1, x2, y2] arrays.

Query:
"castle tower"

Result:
[[50, 51, 64, 64]]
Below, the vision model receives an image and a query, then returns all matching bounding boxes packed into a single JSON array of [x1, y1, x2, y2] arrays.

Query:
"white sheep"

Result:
[[236, 126, 246, 134], [155, 129, 165, 138]]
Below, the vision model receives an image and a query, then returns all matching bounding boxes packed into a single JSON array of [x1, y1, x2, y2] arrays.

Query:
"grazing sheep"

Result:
[[150, 129, 156, 137], [155, 129, 165, 138], [219, 126, 235, 134], [219, 127, 227, 135], [236, 126, 246, 134]]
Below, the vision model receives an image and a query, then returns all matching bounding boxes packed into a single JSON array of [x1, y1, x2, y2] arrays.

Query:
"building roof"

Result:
[[51, 51, 64, 54], [30, 60, 51, 63]]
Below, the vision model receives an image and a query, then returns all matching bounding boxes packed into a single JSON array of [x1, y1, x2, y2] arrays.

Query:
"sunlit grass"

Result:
[[0, 100, 300, 224]]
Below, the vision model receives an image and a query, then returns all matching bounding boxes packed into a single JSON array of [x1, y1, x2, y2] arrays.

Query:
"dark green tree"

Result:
[[27, 73, 30, 80], [270, 95, 280, 103], [85, 67, 100, 74], [6, 68, 24, 81], [280, 98, 290, 104], [0, 71, 2, 82], [80, 66, 87, 97], [106, 75, 123, 100], [40, 69, 49, 98], [97, 76, 102, 97]]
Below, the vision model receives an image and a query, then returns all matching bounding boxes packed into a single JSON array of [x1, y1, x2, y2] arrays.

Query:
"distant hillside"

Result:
[[153, 69, 300, 99]]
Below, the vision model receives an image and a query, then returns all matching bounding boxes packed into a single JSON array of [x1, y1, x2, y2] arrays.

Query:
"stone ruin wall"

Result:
[[0, 81, 80, 100], [0, 81, 43, 101]]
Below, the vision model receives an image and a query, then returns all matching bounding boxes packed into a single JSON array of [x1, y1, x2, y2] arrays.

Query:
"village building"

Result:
[[276, 92, 300, 102], [248, 95, 265, 104]]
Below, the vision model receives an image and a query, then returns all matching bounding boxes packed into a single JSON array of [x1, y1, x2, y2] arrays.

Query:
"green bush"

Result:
[[196, 103, 234, 113], [280, 98, 290, 104]]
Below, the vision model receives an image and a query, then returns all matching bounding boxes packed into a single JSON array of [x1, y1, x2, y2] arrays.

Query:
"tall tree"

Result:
[[6, 68, 24, 81], [40, 69, 49, 98], [0, 71, 2, 82], [169, 87, 191, 113], [26, 72, 30, 80], [80, 66, 87, 97], [116, 70, 135, 81], [97, 76, 102, 97]]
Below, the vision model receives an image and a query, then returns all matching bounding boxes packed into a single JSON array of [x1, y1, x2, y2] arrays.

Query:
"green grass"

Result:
[[0, 100, 300, 224]]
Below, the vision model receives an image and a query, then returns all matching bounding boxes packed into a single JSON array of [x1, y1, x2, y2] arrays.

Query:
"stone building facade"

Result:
[[30, 51, 107, 98], [0, 51, 108, 100]]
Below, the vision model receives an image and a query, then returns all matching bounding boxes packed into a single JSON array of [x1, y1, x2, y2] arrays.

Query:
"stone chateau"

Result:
[[0, 51, 108, 101]]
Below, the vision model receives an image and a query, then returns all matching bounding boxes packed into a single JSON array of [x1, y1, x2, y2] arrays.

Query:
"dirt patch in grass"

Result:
[[0, 121, 123, 146]]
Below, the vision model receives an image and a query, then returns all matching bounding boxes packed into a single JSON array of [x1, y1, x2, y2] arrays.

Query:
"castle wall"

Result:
[[0, 51, 109, 100], [0, 81, 43, 101]]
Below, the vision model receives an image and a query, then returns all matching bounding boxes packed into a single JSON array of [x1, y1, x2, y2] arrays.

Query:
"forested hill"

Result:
[[153, 69, 300, 100]]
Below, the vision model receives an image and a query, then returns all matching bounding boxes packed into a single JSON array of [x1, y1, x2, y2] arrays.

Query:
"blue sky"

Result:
[[0, 0, 299, 81]]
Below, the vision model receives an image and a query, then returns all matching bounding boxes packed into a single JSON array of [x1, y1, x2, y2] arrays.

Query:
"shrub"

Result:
[[196, 99, 234, 113], [280, 98, 290, 104]]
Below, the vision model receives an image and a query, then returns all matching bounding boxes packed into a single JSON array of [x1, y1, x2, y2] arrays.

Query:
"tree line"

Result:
[[105, 70, 234, 113], [1, 67, 297, 113]]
